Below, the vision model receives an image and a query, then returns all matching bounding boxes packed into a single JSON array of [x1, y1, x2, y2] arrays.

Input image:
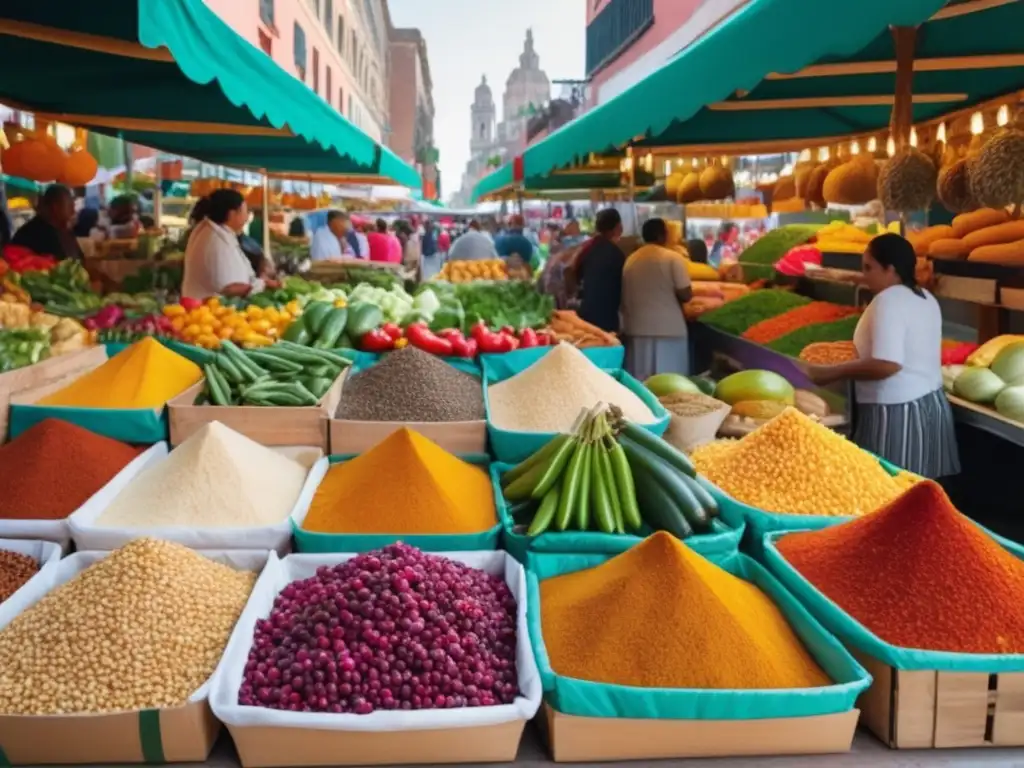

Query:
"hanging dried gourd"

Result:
[[699, 157, 735, 200], [677, 161, 703, 203], [773, 174, 796, 201], [58, 128, 98, 187], [875, 27, 936, 212], [6, 126, 67, 183], [937, 143, 979, 214], [970, 107, 1024, 213], [794, 152, 815, 199], [823, 140, 879, 206], [665, 170, 686, 199]]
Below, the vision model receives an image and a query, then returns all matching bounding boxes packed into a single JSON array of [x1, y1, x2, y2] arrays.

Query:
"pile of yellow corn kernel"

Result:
[[692, 408, 903, 517]]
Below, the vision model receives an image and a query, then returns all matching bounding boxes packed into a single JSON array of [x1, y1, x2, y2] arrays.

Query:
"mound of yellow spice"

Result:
[[540, 532, 830, 689], [302, 428, 496, 534], [692, 408, 901, 516], [38, 338, 202, 409]]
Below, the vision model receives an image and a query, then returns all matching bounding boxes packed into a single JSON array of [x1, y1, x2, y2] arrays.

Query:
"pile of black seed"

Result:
[[336, 347, 485, 422]]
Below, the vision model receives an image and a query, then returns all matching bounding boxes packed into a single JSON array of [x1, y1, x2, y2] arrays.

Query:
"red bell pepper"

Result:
[[477, 328, 518, 354], [405, 323, 454, 356], [450, 337, 478, 358], [380, 323, 403, 341], [180, 297, 202, 311], [518, 328, 539, 349], [360, 329, 397, 352]]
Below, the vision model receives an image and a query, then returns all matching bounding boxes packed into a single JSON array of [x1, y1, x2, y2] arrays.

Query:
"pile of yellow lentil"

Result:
[[692, 408, 902, 517], [0, 538, 256, 715]]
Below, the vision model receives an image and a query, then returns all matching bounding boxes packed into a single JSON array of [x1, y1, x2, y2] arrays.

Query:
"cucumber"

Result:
[[203, 364, 231, 406], [501, 435, 568, 488], [302, 302, 334, 335], [629, 458, 694, 539], [620, 437, 709, 530], [282, 321, 311, 345], [314, 307, 349, 349], [589, 449, 616, 534], [346, 302, 384, 338], [619, 421, 696, 477], [574, 443, 593, 531], [221, 340, 266, 381], [555, 442, 588, 532], [680, 474, 719, 518], [527, 485, 561, 536], [244, 350, 303, 374], [214, 353, 246, 385]]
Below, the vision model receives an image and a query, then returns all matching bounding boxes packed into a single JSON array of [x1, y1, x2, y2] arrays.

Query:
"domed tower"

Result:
[[502, 29, 551, 148], [470, 75, 496, 157]]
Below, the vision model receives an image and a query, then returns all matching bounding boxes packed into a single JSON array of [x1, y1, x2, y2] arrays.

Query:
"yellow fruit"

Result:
[[206, 297, 221, 309], [278, 311, 292, 323], [184, 323, 201, 339], [250, 319, 272, 333], [246, 306, 263, 319], [199, 324, 215, 336], [285, 300, 301, 315], [163, 305, 186, 318], [217, 327, 234, 340], [170, 317, 186, 332]]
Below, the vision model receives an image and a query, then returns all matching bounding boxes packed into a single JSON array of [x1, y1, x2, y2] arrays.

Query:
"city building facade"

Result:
[[388, 27, 437, 198], [204, 0, 390, 142], [585, 0, 747, 107], [456, 30, 551, 205]]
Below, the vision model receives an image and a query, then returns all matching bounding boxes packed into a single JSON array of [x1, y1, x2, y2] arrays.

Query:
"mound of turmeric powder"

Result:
[[540, 532, 830, 690]]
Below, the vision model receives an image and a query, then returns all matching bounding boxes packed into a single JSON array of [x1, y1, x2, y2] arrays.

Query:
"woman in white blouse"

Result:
[[182, 190, 277, 300], [807, 233, 959, 478]]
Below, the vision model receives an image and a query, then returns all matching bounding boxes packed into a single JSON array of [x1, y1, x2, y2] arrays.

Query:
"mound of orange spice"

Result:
[[742, 302, 859, 345], [778, 480, 1024, 654]]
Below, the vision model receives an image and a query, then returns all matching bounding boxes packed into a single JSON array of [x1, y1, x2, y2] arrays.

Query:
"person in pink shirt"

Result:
[[366, 218, 392, 263], [438, 227, 451, 255]]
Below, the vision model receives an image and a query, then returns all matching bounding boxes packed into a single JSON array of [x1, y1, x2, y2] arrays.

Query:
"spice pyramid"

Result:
[[97, 421, 307, 528], [302, 428, 496, 534], [540, 531, 830, 689], [39, 337, 202, 409], [0, 419, 142, 519], [489, 342, 656, 433], [693, 408, 900, 516], [779, 480, 1024, 654]]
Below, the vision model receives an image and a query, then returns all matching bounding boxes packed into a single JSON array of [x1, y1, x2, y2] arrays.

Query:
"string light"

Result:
[[691, 158, 699, 168], [971, 111, 985, 136], [936, 122, 947, 143], [664, 160, 672, 176], [850, 141, 861, 156], [867, 137, 878, 153], [909, 127, 918, 148], [998, 105, 1010, 127], [799, 149, 812, 162], [886, 136, 896, 157], [817, 147, 830, 162]]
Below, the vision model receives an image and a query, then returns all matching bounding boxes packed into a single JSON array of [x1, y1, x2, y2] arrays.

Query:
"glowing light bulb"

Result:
[[998, 105, 1010, 127], [850, 141, 861, 156], [818, 147, 830, 162], [887, 136, 896, 157], [692, 158, 699, 168], [799, 149, 812, 162], [937, 122, 947, 143], [971, 111, 985, 136], [867, 137, 878, 153], [664, 160, 672, 176], [909, 127, 918, 147]]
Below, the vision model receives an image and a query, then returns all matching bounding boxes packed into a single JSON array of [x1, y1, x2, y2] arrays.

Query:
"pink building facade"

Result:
[[585, 0, 748, 107], [203, 0, 389, 142]]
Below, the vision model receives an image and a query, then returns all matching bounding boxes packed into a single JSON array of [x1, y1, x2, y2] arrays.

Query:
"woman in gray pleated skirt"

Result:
[[806, 234, 960, 479]]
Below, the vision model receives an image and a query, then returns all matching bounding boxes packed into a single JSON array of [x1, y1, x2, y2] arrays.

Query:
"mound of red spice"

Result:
[[0, 419, 144, 520], [778, 480, 1024, 654]]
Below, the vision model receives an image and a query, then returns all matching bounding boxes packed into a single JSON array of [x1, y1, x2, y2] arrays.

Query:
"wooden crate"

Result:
[[856, 651, 1024, 748], [0, 346, 107, 442], [329, 418, 487, 455]]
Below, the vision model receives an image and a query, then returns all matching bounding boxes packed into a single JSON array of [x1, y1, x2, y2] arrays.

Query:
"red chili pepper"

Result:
[[405, 323, 454, 356], [436, 328, 465, 343], [380, 323, 403, 341], [450, 337, 478, 358], [477, 329, 518, 354], [360, 328, 396, 352], [180, 297, 202, 311], [500, 325, 516, 337], [470, 322, 490, 342], [518, 328, 539, 349], [534, 331, 554, 346]]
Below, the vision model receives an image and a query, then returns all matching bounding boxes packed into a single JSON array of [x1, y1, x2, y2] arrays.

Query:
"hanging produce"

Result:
[[806, 156, 839, 208], [823, 155, 880, 206], [500, 405, 718, 538], [698, 160, 735, 200], [970, 111, 1024, 211], [937, 155, 979, 214], [58, 129, 98, 187], [676, 169, 702, 204]]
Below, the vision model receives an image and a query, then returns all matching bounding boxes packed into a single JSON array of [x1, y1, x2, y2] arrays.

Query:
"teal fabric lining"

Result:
[[292, 453, 501, 553], [490, 463, 742, 563], [526, 549, 871, 719], [9, 403, 166, 444], [762, 528, 1024, 672], [138, 709, 165, 763], [484, 363, 669, 465]]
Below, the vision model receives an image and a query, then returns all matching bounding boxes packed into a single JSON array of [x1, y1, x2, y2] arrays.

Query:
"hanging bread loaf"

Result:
[[961, 220, 1024, 251], [951, 208, 1011, 239], [968, 238, 1024, 265], [908, 225, 954, 258], [928, 238, 969, 260]]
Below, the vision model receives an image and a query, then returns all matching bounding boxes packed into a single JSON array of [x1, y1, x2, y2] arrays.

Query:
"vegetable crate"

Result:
[[855, 653, 1024, 749], [329, 418, 486, 456]]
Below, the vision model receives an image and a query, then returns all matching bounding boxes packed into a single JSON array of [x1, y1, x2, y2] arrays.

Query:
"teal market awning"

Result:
[[0, 1, 420, 187], [523, 0, 1024, 176], [471, 164, 516, 203]]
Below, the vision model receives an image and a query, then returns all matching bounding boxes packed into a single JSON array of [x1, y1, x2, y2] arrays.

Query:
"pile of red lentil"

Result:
[[778, 480, 1024, 654], [0, 551, 39, 603]]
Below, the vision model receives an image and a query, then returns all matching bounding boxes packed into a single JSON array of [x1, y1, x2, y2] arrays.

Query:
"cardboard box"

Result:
[[0, 346, 107, 442], [855, 651, 1024, 749], [168, 370, 347, 450], [0, 549, 270, 765], [329, 417, 487, 455], [540, 703, 860, 762]]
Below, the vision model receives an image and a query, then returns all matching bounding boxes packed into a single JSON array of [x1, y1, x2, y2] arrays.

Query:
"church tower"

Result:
[[470, 75, 495, 157]]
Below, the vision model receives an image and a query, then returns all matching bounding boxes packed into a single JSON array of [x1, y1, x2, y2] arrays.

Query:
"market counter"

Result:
[[947, 394, 1024, 449]]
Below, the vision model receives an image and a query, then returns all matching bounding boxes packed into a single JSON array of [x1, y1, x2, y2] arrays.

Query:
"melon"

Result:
[[644, 373, 700, 398], [952, 366, 1005, 404], [990, 341, 1024, 385], [714, 369, 795, 406], [995, 385, 1024, 423]]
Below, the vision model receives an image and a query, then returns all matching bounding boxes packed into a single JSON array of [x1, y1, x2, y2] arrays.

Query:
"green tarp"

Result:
[[471, 168, 627, 203], [520, 0, 1024, 177], [0, 1, 420, 187], [471, 164, 515, 202]]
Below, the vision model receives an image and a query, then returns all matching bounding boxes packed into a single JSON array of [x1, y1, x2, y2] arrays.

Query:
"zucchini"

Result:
[[629, 458, 694, 539], [282, 321, 311, 345], [203, 364, 231, 406], [214, 353, 246, 385], [346, 302, 384, 338], [313, 307, 349, 349], [574, 443, 593, 530], [501, 435, 568, 488], [555, 442, 587, 531], [619, 421, 696, 477], [302, 302, 334, 335], [527, 485, 560, 536], [589, 449, 616, 534], [607, 439, 642, 531], [680, 474, 719, 518], [620, 437, 709, 530]]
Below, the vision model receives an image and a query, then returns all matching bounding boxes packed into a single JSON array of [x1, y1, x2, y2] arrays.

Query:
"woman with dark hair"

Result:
[[807, 233, 959, 478], [566, 208, 626, 333], [182, 189, 276, 300]]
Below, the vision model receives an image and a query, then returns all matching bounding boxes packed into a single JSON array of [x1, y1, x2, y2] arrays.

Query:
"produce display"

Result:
[[164, 297, 301, 349], [658, 391, 728, 417], [239, 543, 518, 713], [488, 343, 657, 433], [539, 532, 829, 689], [813, 221, 876, 254], [741, 302, 860, 345], [698, 290, 811, 336], [38, 337, 202, 409], [97, 422, 307, 530], [768, 315, 861, 358], [799, 341, 858, 364], [0, 328, 49, 371], [420, 280, 555, 335], [501, 406, 718, 539], [947, 340, 1024, 423], [713, 369, 795, 406], [437, 258, 509, 282], [0, 538, 255, 715], [546, 310, 621, 348], [733, 225, 820, 267], [778, 481, 1024, 653], [302, 429, 495, 535], [89, 309, 180, 345], [14, 260, 102, 317], [682, 281, 751, 320], [0, 419, 143, 521], [1, 245, 56, 274], [692, 409, 902, 516], [200, 341, 349, 407], [0, 301, 91, 369], [0, 550, 39, 603], [335, 347, 484, 423]]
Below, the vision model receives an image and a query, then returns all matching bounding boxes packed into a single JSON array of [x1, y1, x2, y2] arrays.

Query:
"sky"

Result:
[[388, 0, 585, 200]]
